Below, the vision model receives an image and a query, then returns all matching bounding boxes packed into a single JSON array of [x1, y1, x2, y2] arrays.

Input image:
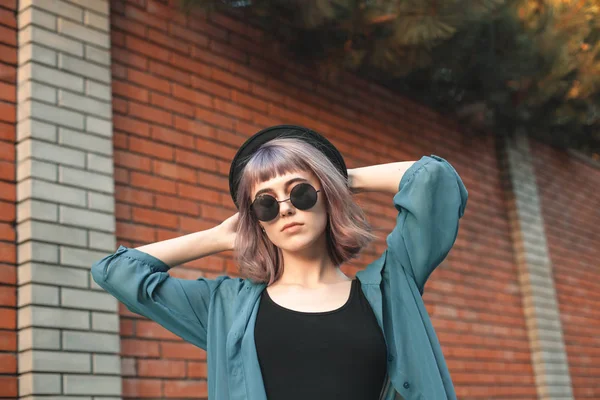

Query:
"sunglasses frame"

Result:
[[251, 182, 321, 222]]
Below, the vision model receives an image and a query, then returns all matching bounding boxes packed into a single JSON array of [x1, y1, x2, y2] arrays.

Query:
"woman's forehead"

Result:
[[252, 169, 315, 194]]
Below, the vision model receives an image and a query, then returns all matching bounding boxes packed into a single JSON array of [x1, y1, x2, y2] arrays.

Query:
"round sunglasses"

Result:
[[251, 183, 321, 222]]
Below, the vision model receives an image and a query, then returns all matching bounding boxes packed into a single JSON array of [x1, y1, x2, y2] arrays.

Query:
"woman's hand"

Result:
[[218, 212, 239, 251]]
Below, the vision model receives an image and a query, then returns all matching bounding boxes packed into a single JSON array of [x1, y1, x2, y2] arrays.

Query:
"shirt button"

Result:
[[403, 382, 410, 389]]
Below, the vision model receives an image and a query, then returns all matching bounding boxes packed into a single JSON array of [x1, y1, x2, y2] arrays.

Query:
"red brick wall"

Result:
[[533, 145, 600, 399], [0, 0, 17, 398], [110, 0, 535, 398]]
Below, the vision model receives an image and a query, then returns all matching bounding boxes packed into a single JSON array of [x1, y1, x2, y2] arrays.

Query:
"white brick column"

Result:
[[15, 0, 121, 398], [500, 129, 574, 400]]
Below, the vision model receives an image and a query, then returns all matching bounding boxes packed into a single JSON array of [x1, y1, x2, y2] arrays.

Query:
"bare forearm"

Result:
[[348, 161, 416, 194], [135, 225, 229, 267]]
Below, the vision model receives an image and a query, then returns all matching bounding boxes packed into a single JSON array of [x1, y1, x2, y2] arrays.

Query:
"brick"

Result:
[[150, 92, 194, 117], [62, 331, 119, 353], [59, 166, 113, 193], [17, 200, 58, 223], [69, 0, 109, 15], [116, 221, 155, 242], [16, 119, 57, 142], [0, 81, 15, 103], [19, 349, 91, 374], [87, 153, 113, 173], [18, 305, 89, 330], [57, 17, 109, 48], [93, 354, 120, 374], [18, 178, 87, 207], [88, 191, 114, 212], [174, 148, 218, 171], [123, 378, 162, 398], [88, 231, 116, 251], [91, 311, 119, 332], [187, 361, 207, 378], [126, 69, 170, 94], [152, 159, 196, 183], [0, 7, 16, 29], [58, 90, 111, 118], [195, 107, 235, 130], [85, 44, 110, 65], [59, 244, 113, 267], [18, 139, 86, 168], [172, 84, 212, 108], [124, 4, 167, 31], [121, 338, 160, 358], [63, 374, 121, 396], [61, 287, 117, 311], [129, 136, 174, 160], [18, 373, 61, 396], [18, 220, 87, 246], [18, 43, 57, 67], [16, 158, 58, 182], [0, 285, 15, 307], [0, 181, 15, 202], [164, 380, 208, 399], [0, 101, 15, 124], [0, 353, 16, 374], [177, 182, 220, 204], [160, 341, 206, 360], [129, 102, 172, 126], [115, 185, 153, 206], [0, 23, 15, 48], [154, 194, 199, 216], [20, 25, 83, 57], [18, 7, 57, 31], [0, 331, 16, 351], [19, 100, 85, 129], [85, 80, 111, 101], [20, 0, 84, 21], [132, 207, 178, 228], [17, 241, 59, 264], [112, 79, 148, 102], [18, 327, 60, 351], [0, 308, 15, 329], [84, 10, 109, 31], [86, 115, 112, 137], [0, 43, 17, 65], [148, 28, 189, 54], [58, 127, 112, 155], [125, 35, 170, 61], [18, 262, 89, 288], [58, 53, 110, 83], [138, 359, 185, 378], [169, 23, 209, 47], [17, 80, 57, 103], [130, 171, 176, 194], [18, 283, 59, 307]]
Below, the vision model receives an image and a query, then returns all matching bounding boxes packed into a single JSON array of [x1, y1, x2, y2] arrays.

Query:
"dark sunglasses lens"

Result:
[[252, 195, 278, 221], [291, 183, 318, 210]]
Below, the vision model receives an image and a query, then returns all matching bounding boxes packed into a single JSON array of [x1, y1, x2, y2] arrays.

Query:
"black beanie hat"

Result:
[[228, 124, 348, 209]]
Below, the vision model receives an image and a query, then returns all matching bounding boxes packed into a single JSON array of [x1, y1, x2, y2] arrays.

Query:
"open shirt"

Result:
[[91, 154, 469, 400]]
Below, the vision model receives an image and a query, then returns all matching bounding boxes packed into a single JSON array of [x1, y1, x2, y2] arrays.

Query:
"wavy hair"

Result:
[[233, 136, 377, 285]]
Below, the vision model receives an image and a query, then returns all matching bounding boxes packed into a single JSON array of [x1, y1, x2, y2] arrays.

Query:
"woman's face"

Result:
[[251, 169, 328, 252]]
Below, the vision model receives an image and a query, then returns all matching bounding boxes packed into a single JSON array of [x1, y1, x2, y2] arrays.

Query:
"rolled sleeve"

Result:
[[91, 246, 223, 350], [385, 155, 468, 293]]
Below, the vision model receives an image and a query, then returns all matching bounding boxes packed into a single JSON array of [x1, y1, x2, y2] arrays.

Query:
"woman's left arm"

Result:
[[347, 161, 417, 195], [348, 155, 468, 294]]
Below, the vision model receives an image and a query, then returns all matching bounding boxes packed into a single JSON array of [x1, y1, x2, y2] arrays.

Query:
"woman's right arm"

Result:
[[91, 220, 236, 350]]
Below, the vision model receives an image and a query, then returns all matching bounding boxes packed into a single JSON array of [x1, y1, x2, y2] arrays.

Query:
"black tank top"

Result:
[[254, 278, 388, 400]]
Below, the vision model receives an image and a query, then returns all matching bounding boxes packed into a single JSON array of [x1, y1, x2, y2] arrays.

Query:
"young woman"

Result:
[[92, 124, 468, 400]]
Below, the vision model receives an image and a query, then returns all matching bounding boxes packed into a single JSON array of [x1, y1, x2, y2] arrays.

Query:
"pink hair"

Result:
[[233, 136, 376, 285]]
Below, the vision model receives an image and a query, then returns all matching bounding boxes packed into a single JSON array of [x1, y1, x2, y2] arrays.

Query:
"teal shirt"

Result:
[[91, 154, 468, 400]]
